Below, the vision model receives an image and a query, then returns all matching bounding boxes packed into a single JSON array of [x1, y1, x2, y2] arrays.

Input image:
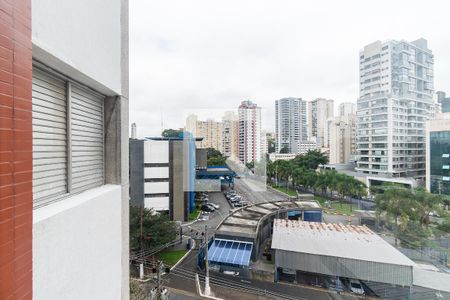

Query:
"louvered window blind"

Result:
[[32, 65, 104, 208]]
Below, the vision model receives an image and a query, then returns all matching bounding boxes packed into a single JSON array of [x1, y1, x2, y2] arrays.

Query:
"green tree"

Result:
[[161, 128, 182, 138], [375, 186, 414, 246], [268, 138, 276, 153], [292, 149, 328, 170], [206, 147, 226, 166], [207, 156, 226, 166], [412, 188, 444, 227], [130, 206, 177, 250]]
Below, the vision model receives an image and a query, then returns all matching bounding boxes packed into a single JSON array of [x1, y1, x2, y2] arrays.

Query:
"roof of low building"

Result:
[[215, 200, 321, 239], [271, 219, 414, 267]]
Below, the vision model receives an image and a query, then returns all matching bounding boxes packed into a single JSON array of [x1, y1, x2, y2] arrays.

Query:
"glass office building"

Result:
[[429, 130, 450, 195]]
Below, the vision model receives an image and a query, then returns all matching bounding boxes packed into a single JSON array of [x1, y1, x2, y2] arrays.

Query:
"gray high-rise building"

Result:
[[356, 38, 434, 179], [275, 97, 307, 153], [437, 91, 450, 113]]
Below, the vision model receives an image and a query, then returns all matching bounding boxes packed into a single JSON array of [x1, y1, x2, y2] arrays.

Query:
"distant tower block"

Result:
[[131, 123, 137, 139]]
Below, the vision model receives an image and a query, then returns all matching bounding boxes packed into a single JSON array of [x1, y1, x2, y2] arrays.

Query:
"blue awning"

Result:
[[208, 239, 253, 267]]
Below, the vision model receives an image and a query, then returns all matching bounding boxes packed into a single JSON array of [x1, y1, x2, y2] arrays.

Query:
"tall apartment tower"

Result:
[[436, 91, 450, 113], [329, 103, 357, 164], [222, 111, 239, 158], [339, 102, 357, 117], [356, 38, 434, 178], [238, 100, 262, 164], [308, 98, 334, 148], [185, 115, 223, 151], [275, 97, 307, 153]]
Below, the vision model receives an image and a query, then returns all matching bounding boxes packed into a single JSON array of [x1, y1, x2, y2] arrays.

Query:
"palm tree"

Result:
[[375, 186, 415, 246], [411, 188, 444, 227]]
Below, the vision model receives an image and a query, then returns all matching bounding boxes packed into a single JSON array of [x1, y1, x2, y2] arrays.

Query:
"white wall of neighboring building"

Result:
[[144, 182, 169, 194], [144, 197, 170, 211], [31, 0, 129, 298], [145, 167, 169, 178], [144, 141, 169, 163], [33, 186, 122, 300], [31, 0, 122, 95]]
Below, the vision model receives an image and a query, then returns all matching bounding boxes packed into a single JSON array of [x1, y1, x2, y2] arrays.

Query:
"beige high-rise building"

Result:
[[185, 115, 223, 151], [222, 111, 239, 158], [329, 114, 357, 164], [308, 98, 334, 148], [338, 102, 356, 117]]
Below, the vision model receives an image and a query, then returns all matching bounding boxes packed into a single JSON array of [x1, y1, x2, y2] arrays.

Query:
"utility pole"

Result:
[[204, 225, 211, 296], [139, 207, 144, 279], [156, 261, 162, 298]]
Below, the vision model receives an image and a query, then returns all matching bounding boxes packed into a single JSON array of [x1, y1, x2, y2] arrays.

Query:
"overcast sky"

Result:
[[130, 0, 450, 137]]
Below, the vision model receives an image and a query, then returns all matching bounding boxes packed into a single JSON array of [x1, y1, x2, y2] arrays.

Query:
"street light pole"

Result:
[[204, 225, 211, 296]]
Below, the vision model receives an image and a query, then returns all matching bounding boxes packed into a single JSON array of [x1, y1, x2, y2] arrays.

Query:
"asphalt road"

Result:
[[234, 178, 288, 204], [164, 248, 349, 300]]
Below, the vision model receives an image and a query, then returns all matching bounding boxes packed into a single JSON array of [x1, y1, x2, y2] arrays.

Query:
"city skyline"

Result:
[[130, 0, 450, 136]]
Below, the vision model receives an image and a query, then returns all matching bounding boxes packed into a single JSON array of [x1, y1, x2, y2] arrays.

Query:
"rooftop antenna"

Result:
[[131, 123, 137, 139]]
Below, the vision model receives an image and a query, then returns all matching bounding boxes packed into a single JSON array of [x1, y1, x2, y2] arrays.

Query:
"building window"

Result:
[[32, 64, 105, 208]]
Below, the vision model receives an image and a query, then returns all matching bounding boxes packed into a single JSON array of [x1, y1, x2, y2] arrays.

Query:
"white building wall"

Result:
[[145, 167, 169, 178], [144, 182, 169, 194], [144, 140, 169, 163], [31, 0, 129, 298], [31, 0, 122, 95], [144, 197, 169, 211], [33, 186, 122, 300]]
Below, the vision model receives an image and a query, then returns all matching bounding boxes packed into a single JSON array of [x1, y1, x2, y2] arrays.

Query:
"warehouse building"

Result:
[[272, 219, 415, 293], [214, 200, 322, 259]]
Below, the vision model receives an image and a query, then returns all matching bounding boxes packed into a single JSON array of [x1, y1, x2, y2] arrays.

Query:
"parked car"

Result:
[[326, 277, 344, 292], [223, 270, 240, 276], [208, 202, 220, 209], [198, 212, 209, 221], [234, 201, 248, 207], [205, 203, 216, 211], [230, 196, 242, 203], [348, 279, 365, 295], [201, 205, 214, 212], [225, 193, 237, 200]]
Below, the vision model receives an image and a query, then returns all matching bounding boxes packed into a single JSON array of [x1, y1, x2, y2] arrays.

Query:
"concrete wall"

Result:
[[130, 139, 144, 206], [171, 141, 186, 221], [31, 0, 122, 95], [33, 186, 122, 300], [31, 0, 130, 298], [196, 148, 207, 169]]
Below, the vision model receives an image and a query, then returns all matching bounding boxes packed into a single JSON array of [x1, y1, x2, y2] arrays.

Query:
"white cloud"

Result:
[[130, 0, 450, 137]]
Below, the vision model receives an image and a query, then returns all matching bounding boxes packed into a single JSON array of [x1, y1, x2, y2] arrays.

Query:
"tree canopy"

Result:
[[161, 128, 182, 138], [266, 151, 366, 201], [206, 147, 226, 166], [375, 186, 446, 248], [130, 206, 177, 250], [267, 138, 276, 153]]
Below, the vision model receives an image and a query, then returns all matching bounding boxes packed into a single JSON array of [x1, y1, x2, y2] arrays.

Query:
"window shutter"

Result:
[[32, 68, 68, 206], [70, 84, 104, 193]]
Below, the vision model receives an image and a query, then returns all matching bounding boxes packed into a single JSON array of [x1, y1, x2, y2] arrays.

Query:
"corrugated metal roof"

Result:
[[271, 219, 414, 267], [208, 239, 253, 267]]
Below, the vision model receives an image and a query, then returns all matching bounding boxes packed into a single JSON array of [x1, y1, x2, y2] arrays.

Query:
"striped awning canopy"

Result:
[[208, 239, 253, 267]]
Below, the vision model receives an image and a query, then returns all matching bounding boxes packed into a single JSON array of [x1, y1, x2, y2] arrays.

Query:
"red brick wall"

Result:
[[0, 0, 32, 299]]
